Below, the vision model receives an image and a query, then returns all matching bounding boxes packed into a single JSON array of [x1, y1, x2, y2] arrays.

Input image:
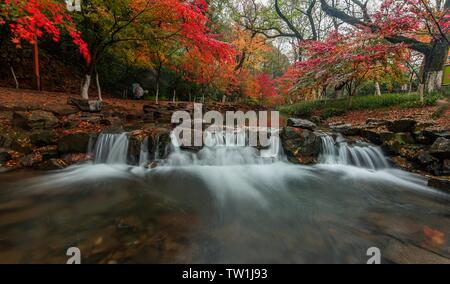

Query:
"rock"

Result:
[[365, 118, 391, 128], [58, 133, 91, 154], [62, 153, 90, 165], [423, 128, 450, 140], [13, 110, 59, 130], [102, 126, 125, 134], [19, 153, 40, 167], [429, 137, 450, 159], [0, 133, 13, 148], [29, 130, 55, 147], [398, 145, 425, 162], [281, 127, 322, 163], [46, 106, 79, 116], [0, 151, 11, 163], [417, 150, 438, 165], [287, 118, 317, 130], [127, 135, 153, 165], [11, 139, 32, 154], [37, 145, 59, 161], [428, 177, 450, 193], [381, 133, 416, 155], [154, 131, 172, 159], [35, 159, 68, 170], [68, 98, 103, 112], [361, 128, 391, 145], [330, 123, 360, 136], [440, 159, 450, 176], [413, 131, 433, 145], [387, 118, 416, 133]]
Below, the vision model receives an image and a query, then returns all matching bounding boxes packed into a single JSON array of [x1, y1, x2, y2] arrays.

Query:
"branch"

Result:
[[319, 0, 432, 54], [274, 0, 304, 40]]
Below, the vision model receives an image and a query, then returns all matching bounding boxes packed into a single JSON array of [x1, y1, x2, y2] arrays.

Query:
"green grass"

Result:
[[278, 92, 442, 119]]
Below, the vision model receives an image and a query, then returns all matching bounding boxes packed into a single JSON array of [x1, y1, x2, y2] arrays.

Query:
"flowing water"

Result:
[[0, 132, 449, 264]]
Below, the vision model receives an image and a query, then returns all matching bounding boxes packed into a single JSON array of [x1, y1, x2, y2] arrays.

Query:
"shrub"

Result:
[[320, 107, 346, 119], [279, 92, 440, 119]]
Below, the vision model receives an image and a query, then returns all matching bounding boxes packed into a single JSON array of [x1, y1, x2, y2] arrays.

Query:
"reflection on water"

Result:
[[0, 161, 449, 264]]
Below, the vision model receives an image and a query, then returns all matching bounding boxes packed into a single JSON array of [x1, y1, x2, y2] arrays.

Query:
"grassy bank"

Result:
[[278, 92, 443, 119]]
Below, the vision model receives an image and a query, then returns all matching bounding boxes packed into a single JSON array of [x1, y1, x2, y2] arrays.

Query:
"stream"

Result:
[[0, 131, 449, 263]]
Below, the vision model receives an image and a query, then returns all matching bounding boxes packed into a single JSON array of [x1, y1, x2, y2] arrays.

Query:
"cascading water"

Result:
[[91, 133, 130, 164], [2, 127, 449, 264], [319, 134, 389, 170], [167, 128, 284, 166], [139, 136, 150, 167]]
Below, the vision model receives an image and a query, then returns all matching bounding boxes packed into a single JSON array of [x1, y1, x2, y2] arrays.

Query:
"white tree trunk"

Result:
[[172, 90, 176, 102], [374, 82, 381, 96], [418, 83, 425, 104], [10, 66, 19, 89], [95, 71, 102, 101], [222, 94, 226, 103], [81, 74, 91, 100], [424, 71, 443, 93]]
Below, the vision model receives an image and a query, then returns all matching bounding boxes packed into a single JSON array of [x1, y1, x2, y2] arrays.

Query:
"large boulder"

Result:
[[287, 118, 317, 131], [68, 98, 103, 112], [58, 133, 91, 154], [361, 128, 392, 145], [330, 123, 361, 136], [281, 127, 322, 164], [430, 137, 450, 159], [381, 133, 416, 155], [13, 110, 59, 130], [387, 118, 417, 133], [29, 130, 55, 147]]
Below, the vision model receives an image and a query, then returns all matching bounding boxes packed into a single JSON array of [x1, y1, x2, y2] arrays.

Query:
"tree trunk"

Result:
[[32, 41, 41, 91], [172, 89, 176, 102], [155, 65, 161, 104], [81, 60, 96, 100], [374, 82, 381, 96], [95, 70, 102, 101], [222, 94, 226, 103], [418, 84, 425, 104], [81, 74, 91, 100], [422, 39, 448, 93], [155, 81, 159, 104], [10, 66, 19, 89]]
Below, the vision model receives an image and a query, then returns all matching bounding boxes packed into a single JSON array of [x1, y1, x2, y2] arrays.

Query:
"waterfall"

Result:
[[166, 127, 283, 166], [319, 135, 389, 170], [92, 133, 130, 164], [139, 136, 149, 167]]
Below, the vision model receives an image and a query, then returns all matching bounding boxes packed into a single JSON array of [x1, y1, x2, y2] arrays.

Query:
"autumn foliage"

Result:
[[0, 0, 90, 62]]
